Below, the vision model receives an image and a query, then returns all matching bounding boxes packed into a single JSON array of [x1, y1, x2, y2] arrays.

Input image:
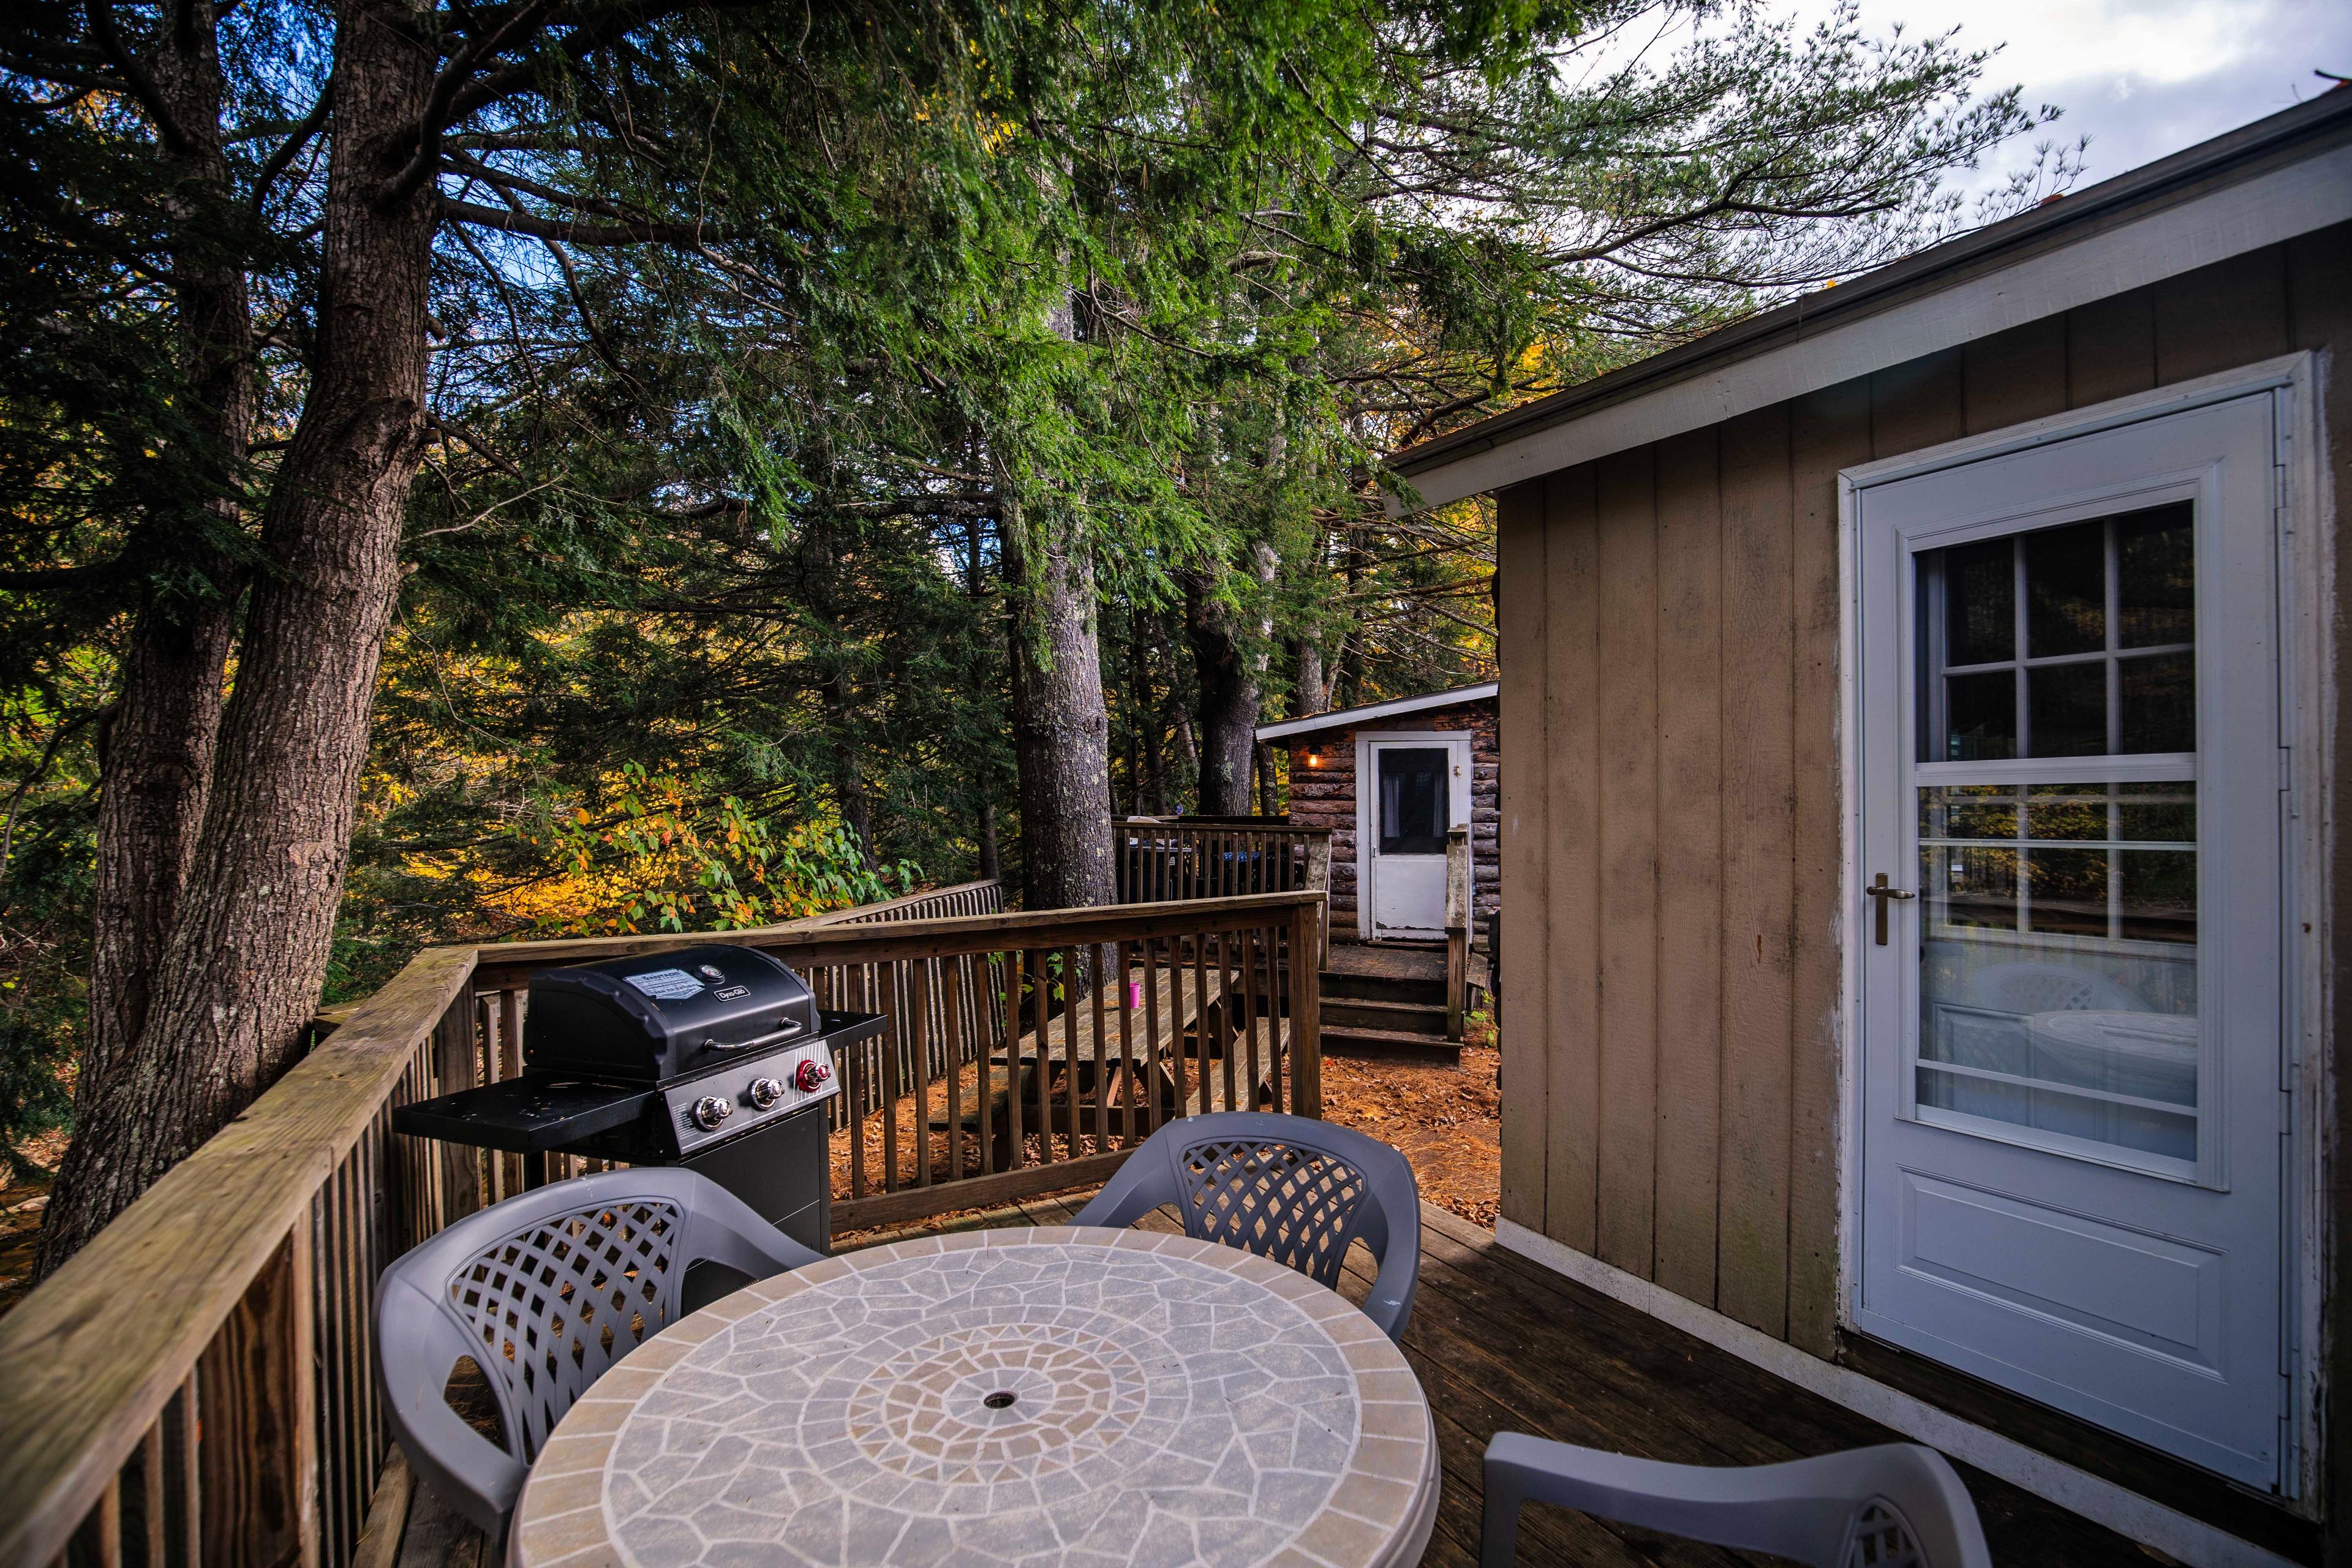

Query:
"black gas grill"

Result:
[[393, 944, 881, 1254]]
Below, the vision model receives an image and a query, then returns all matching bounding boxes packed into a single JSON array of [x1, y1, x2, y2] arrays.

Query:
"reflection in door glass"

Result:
[[1376, 748, 1449, 855], [1912, 503, 2199, 1171], [1915, 502, 2194, 764]]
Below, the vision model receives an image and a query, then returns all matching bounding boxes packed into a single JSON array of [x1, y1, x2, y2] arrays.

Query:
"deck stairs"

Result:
[[1320, 941, 1460, 1063]]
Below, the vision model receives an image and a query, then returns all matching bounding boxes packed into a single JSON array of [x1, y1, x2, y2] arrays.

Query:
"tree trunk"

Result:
[[1256, 741, 1280, 818], [1003, 500, 1115, 912], [81, 0, 248, 1116], [1183, 567, 1260, 816], [1170, 702, 1198, 804], [40, 0, 440, 1270], [1293, 635, 1327, 717], [976, 798, 1001, 886]]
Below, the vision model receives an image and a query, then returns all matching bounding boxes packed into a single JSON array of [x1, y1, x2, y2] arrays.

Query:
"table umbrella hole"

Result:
[[982, 1391, 1019, 1410]]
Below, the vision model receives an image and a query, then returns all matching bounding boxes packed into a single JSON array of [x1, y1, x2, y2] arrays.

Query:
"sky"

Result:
[[1804, 0, 2352, 197]]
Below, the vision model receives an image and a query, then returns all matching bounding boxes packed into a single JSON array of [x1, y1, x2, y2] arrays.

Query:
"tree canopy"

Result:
[[0, 0, 2065, 1191]]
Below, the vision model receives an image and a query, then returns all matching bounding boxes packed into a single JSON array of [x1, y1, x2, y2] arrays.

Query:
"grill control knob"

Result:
[[794, 1058, 833, 1093], [690, 1095, 733, 1131], [747, 1077, 785, 1110]]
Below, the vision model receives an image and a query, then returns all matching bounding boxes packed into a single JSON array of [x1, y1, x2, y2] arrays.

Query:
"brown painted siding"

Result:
[[1282, 698, 1501, 935], [1494, 226, 2352, 1372]]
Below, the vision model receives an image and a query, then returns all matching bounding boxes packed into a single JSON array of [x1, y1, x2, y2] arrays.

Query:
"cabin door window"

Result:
[[1853, 390, 2289, 1488]]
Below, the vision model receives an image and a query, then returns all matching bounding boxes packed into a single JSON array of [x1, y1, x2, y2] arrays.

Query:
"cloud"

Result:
[[1791, 0, 2352, 192]]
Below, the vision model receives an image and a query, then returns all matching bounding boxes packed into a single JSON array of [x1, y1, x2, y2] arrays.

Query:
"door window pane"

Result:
[[2026, 520, 2106, 655], [1945, 538, 2016, 665], [2027, 662, 2106, 757], [1916, 782, 2199, 1166], [1916, 502, 2195, 761], [1376, 748, 1449, 855], [2117, 503, 2194, 648], [2120, 652, 2196, 753]]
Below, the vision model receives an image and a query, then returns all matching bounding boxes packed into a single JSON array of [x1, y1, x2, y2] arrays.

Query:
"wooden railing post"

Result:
[[431, 978, 481, 1224], [199, 1229, 318, 1568], [1289, 899, 1322, 1118], [1444, 826, 1470, 1042], [1303, 835, 1332, 969]]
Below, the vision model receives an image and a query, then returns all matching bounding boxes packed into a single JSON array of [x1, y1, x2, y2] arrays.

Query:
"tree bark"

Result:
[[40, 0, 440, 1270], [80, 0, 248, 1115], [1292, 635, 1327, 717], [1003, 499, 1115, 912], [976, 797, 1001, 886], [1184, 540, 1278, 816], [1185, 568, 1256, 815]]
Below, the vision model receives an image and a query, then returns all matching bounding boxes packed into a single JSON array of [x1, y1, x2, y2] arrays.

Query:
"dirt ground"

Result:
[[1317, 1039, 1500, 1228], [829, 1017, 1503, 1242]]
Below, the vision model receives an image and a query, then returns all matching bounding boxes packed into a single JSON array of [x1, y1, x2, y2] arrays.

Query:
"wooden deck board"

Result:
[[375, 1193, 2154, 1567]]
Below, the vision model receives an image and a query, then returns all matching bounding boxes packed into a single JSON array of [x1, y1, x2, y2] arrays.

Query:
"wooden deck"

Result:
[[368, 1193, 2152, 1567]]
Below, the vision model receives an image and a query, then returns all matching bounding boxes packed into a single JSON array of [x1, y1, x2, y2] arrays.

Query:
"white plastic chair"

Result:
[[1482, 1434, 1992, 1568], [375, 1167, 821, 1542]]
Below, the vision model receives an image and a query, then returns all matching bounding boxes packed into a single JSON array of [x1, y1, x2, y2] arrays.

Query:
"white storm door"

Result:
[[1853, 391, 2287, 1487], [1360, 734, 1470, 940]]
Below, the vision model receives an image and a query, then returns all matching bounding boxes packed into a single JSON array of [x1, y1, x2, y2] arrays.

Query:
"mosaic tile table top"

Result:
[[511, 1226, 1439, 1568]]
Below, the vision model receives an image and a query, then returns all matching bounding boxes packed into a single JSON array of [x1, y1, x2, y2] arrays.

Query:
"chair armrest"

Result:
[[375, 1273, 529, 1541], [1069, 1144, 1172, 1232]]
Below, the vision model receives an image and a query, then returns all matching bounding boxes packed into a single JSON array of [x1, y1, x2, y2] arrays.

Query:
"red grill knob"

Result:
[[794, 1058, 832, 1093]]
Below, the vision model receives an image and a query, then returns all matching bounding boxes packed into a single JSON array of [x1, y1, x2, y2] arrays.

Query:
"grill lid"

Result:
[[523, 943, 819, 1084]]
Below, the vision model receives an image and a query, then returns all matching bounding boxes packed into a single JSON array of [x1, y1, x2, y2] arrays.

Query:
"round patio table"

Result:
[[509, 1225, 1440, 1568]]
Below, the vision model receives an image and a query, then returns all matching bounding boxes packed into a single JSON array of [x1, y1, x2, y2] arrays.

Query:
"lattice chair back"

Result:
[[1480, 1436, 1991, 1568], [1073, 1111, 1422, 1341], [375, 1167, 821, 1542]]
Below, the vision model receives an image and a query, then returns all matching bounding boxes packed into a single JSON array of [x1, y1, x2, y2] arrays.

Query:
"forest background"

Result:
[[0, 0, 2068, 1245]]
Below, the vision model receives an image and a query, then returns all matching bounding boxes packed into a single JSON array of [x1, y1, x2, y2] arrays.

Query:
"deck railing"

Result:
[[1113, 818, 1331, 903], [0, 884, 1322, 1568]]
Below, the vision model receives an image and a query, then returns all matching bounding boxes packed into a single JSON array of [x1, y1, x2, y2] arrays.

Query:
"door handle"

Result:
[[1865, 873, 1915, 946]]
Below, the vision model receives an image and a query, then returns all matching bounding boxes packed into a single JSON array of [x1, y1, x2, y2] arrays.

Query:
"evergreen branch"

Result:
[[437, 195, 737, 246], [251, 77, 333, 214], [80, 0, 190, 154], [378, 0, 568, 209]]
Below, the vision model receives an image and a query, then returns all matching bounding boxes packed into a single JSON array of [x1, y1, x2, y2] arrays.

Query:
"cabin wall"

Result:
[[1495, 227, 2352, 1374], [1284, 700, 1502, 937]]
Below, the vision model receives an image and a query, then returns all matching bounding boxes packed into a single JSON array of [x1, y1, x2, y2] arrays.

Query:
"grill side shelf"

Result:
[[391, 1077, 653, 1154]]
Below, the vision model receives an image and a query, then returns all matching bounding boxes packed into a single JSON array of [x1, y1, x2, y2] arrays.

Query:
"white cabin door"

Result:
[[1360, 733, 1470, 940], [1853, 391, 2288, 1487]]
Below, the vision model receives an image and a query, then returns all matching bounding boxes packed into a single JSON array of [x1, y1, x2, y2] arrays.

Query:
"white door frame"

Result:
[[1354, 729, 1473, 941], [1834, 352, 2331, 1502]]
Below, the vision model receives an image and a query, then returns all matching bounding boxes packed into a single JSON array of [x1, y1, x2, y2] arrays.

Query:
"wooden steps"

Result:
[[1321, 944, 1458, 1061]]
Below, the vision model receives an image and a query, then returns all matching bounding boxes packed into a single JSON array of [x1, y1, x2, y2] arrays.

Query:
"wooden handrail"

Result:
[[1444, 827, 1471, 1042], [0, 886, 1324, 1568]]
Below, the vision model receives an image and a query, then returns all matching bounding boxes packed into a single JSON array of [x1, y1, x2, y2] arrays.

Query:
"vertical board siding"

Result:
[[1785, 377, 1872, 1358], [1963, 317, 2070, 434], [1593, 448, 1662, 1276], [1543, 464, 1604, 1251], [2065, 288, 2158, 407], [1496, 227, 2347, 1351], [1714, 405, 1799, 1337], [1650, 426, 1725, 1306], [2152, 247, 2289, 385], [1495, 481, 1551, 1233]]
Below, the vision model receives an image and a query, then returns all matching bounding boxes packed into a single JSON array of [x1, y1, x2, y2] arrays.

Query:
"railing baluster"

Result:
[[1242, 925, 1264, 1111], [910, 961, 933, 1188], [1090, 946, 1110, 1155], [943, 963, 967, 1183], [880, 962, 902, 1194]]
